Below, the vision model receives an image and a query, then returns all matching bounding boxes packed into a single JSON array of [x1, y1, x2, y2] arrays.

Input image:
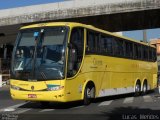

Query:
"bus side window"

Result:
[[134, 44, 139, 59], [138, 45, 142, 60], [149, 47, 152, 61], [142, 46, 149, 61], [125, 42, 133, 58], [67, 27, 84, 77], [152, 48, 157, 61], [112, 38, 124, 57], [101, 35, 108, 54], [87, 31, 99, 53], [100, 35, 113, 55]]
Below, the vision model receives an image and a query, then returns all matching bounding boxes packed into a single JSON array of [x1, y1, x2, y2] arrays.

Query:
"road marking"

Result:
[[71, 106, 84, 109], [12, 109, 31, 114], [0, 102, 27, 112], [98, 100, 113, 106], [3, 108, 16, 112], [143, 95, 153, 102], [39, 109, 55, 112], [123, 97, 134, 104]]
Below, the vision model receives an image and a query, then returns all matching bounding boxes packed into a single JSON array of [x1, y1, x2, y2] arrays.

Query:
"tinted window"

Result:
[[113, 38, 124, 57], [152, 48, 157, 61], [87, 31, 99, 53], [125, 42, 133, 58], [142, 46, 148, 60], [137, 45, 142, 59], [101, 35, 113, 55], [86, 29, 155, 62], [134, 44, 138, 59], [149, 48, 152, 61]]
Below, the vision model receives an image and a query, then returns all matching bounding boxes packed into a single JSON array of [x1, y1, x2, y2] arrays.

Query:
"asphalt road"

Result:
[[0, 85, 160, 120]]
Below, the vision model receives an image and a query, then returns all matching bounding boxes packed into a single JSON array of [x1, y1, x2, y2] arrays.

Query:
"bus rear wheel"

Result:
[[142, 81, 148, 95], [134, 81, 141, 96], [83, 84, 95, 105]]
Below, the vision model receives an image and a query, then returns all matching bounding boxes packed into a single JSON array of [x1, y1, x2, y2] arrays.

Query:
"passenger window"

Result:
[[137, 45, 142, 59], [101, 35, 113, 55], [149, 48, 152, 61], [152, 48, 157, 61], [87, 31, 99, 53], [113, 38, 124, 57], [125, 42, 133, 58], [134, 44, 138, 59], [142, 46, 148, 60]]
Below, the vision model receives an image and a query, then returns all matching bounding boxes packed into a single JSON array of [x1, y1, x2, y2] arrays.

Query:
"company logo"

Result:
[[31, 86, 34, 91]]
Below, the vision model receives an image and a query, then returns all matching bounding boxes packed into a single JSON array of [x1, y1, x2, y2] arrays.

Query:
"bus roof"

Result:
[[21, 22, 155, 48]]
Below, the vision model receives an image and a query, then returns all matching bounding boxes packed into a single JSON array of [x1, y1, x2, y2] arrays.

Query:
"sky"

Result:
[[0, 0, 160, 42], [0, 0, 64, 9], [123, 28, 160, 42]]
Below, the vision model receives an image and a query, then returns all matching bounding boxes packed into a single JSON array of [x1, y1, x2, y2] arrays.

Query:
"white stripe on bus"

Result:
[[39, 109, 55, 112]]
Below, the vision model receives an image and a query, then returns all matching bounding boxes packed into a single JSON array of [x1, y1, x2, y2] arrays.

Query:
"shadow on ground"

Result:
[[19, 101, 84, 109], [18, 90, 156, 109]]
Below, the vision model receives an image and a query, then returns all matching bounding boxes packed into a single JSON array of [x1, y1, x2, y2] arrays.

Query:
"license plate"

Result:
[[28, 94, 37, 98]]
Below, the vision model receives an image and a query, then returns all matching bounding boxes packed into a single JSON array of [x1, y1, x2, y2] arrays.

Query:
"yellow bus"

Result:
[[10, 22, 157, 105]]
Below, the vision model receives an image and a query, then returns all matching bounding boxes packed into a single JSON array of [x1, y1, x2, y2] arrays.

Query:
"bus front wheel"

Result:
[[83, 84, 95, 105]]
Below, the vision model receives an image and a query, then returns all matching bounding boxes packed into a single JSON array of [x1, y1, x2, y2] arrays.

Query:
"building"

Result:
[[150, 38, 160, 84], [150, 38, 160, 55]]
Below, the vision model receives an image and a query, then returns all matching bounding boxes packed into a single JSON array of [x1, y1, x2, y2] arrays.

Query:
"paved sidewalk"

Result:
[[0, 85, 10, 91]]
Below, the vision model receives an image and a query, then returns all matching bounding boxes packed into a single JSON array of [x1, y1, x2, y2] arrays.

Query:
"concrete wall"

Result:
[[0, 0, 160, 26]]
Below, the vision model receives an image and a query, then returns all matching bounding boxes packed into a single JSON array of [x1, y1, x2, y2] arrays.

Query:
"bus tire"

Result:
[[142, 80, 148, 95], [83, 84, 95, 105], [134, 81, 141, 96], [158, 75, 160, 87]]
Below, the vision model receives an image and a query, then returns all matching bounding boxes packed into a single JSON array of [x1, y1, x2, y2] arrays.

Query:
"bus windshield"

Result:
[[11, 27, 68, 81]]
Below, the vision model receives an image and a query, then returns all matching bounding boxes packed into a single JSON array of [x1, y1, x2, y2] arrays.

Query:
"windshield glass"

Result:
[[11, 27, 68, 80]]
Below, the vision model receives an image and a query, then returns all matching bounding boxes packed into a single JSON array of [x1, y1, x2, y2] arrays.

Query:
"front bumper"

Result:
[[10, 88, 67, 102]]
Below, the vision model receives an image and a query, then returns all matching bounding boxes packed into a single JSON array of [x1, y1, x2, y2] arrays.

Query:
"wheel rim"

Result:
[[135, 83, 140, 92], [86, 88, 91, 98], [143, 83, 147, 93]]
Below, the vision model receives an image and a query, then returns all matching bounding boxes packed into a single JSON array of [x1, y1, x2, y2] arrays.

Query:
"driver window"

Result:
[[67, 27, 84, 77]]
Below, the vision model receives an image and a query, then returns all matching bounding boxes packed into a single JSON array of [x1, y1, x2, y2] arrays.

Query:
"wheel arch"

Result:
[[134, 79, 141, 92], [142, 79, 147, 85], [81, 80, 96, 99]]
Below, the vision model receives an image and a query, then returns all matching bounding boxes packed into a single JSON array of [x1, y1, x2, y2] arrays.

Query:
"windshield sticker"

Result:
[[34, 32, 39, 37]]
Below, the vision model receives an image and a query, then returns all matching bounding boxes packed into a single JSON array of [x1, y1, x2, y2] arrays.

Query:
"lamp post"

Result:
[[143, 29, 147, 43]]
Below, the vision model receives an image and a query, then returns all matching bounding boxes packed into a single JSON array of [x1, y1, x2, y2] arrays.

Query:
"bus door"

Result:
[[66, 27, 84, 100]]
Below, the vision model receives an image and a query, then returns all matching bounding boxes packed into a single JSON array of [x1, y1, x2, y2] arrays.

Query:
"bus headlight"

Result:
[[11, 85, 20, 90], [47, 86, 64, 91]]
